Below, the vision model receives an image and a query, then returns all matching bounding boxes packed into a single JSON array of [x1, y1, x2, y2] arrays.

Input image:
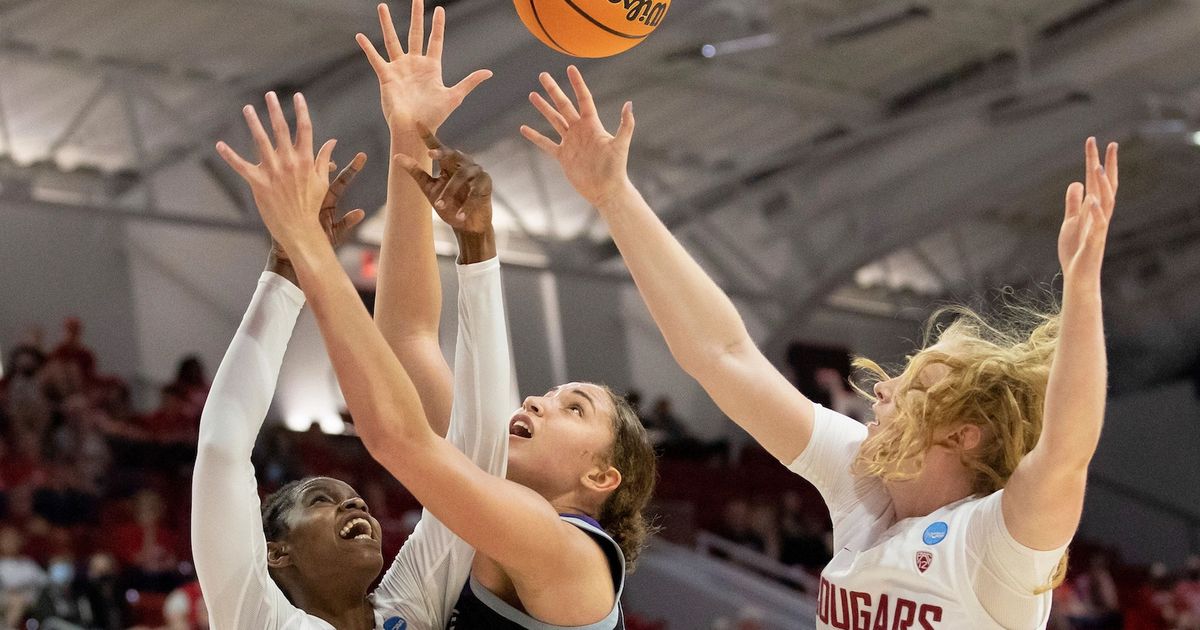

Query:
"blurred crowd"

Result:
[[0, 319, 420, 630]]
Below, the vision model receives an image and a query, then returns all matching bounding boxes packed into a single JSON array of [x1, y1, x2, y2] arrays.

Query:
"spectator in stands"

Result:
[[140, 385, 198, 445], [48, 318, 96, 384], [28, 553, 95, 629], [1176, 555, 1200, 628], [1065, 554, 1123, 630], [748, 502, 781, 562], [112, 490, 182, 593], [171, 355, 210, 421], [1126, 562, 1181, 630], [50, 395, 112, 491], [715, 498, 764, 554], [812, 367, 871, 424], [2, 345, 50, 436], [80, 553, 130, 630], [778, 491, 832, 573], [2, 431, 48, 489], [33, 463, 98, 527], [0, 525, 48, 628], [162, 580, 208, 630]]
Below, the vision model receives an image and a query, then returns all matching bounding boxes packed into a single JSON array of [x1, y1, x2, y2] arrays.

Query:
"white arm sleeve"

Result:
[[191, 272, 308, 630], [371, 257, 518, 629], [965, 491, 1066, 629]]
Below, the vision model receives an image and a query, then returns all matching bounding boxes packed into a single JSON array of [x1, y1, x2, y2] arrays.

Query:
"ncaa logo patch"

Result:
[[922, 521, 948, 545], [384, 617, 407, 630], [915, 551, 933, 573]]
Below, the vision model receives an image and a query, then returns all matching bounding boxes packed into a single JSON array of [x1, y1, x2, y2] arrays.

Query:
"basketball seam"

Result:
[[529, 0, 575, 55], [561, 0, 650, 40]]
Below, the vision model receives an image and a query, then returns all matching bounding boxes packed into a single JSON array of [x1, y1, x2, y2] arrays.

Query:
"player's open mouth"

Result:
[[509, 415, 534, 439], [339, 517, 374, 541]]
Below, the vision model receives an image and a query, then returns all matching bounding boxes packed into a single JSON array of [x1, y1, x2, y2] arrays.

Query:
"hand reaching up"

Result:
[[215, 92, 352, 256], [393, 125, 493, 235], [520, 65, 635, 208], [356, 0, 492, 132], [1059, 137, 1118, 288]]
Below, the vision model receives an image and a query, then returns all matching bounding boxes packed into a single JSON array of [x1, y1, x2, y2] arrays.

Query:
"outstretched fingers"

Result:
[[265, 92, 294, 152], [451, 69, 493, 102], [215, 141, 255, 179], [326, 152, 367, 206], [615, 101, 636, 148], [520, 125, 558, 155], [565, 65, 596, 117], [529, 92, 568, 137], [1104, 142, 1119, 195], [1064, 182, 1084, 220], [292, 93, 314, 157], [393, 153, 438, 196], [244, 107, 280, 172], [1083, 137, 1100, 202], [356, 33, 389, 77], [378, 3, 404, 59], [538, 72, 579, 122], [315, 138, 337, 178], [426, 6, 445, 60], [407, 0, 425, 57]]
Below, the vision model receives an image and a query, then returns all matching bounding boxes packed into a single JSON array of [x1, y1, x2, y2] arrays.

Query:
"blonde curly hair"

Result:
[[849, 301, 1068, 592]]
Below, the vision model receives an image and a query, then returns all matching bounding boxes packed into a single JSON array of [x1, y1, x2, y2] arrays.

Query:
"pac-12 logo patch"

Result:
[[915, 551, 933, 573], [922, 521, 948, 545], [384, 617, 407, 630]]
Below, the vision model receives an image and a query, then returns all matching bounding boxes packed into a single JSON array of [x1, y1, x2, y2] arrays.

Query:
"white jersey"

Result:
[[787, 404, 1067, 630], [192, 258, 515, 630]]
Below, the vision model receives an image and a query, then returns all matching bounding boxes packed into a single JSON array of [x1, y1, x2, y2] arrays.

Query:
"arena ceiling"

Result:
[[2, 0, 1200, 391]]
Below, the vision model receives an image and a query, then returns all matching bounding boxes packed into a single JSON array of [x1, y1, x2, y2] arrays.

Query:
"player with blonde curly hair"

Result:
[[520, 65, 1119, 629]]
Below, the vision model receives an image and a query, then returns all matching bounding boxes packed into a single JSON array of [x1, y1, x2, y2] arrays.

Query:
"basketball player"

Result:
[[194, 2, 516, 627], [213, 84, 654, 627], [520, 66, 1118, 629], [191, 146, 522, 629]]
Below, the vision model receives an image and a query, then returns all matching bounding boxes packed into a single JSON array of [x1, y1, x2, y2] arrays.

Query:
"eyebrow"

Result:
[[567, 388, 597, 414]]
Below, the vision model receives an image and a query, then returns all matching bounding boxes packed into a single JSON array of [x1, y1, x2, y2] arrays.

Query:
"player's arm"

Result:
[[220, 93, 614, 622], [357, 0, 492, 437], [373, 141, 518, 627], [1003, 138, 1118, 550], [191, 159, 362, 627], [520, 66, 814, 463]]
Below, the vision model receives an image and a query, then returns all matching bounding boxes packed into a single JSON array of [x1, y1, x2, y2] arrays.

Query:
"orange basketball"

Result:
[[513, 0, 671, 58]]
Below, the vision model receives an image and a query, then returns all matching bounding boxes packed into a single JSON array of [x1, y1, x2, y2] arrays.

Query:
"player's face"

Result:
[[505, 382, 617, 498], [867, 349, 952, 437], [283, 477, 384, 579]]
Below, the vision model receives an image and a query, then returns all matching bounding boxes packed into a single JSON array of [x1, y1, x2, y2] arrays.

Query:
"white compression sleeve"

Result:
[[192, 272, 307, 630], [371, 256, 519, 629]]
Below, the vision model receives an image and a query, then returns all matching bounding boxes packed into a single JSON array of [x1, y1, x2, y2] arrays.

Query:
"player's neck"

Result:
[[886, 453, 975, 521], [289, 582, 375, 630]]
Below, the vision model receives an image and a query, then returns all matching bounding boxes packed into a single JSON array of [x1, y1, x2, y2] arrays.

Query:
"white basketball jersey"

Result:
[[790, 405, 1062, 630], [816, 496, 1025, 629]]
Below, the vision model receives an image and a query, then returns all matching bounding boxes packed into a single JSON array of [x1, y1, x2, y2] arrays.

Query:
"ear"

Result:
[[947, 423, 983, 452], [583, 464, 622, 496], [266, 541, 292, 570]]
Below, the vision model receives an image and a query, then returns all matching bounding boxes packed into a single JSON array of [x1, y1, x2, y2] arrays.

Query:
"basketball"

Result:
[[513, 0, 671, 58]]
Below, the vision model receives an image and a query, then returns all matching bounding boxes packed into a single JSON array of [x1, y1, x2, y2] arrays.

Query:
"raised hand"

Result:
[[356, 0, 492, 131], [393, 125, 493, 235], [214, 92, 338, 253], [269, 153, 368, 265], [1058, 137, 1118, 286], [520, 65, 635, 208]]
